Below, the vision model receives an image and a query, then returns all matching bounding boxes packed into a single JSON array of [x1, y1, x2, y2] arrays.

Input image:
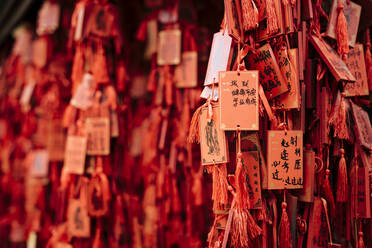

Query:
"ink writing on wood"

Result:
[[267, 130, 303, 189]]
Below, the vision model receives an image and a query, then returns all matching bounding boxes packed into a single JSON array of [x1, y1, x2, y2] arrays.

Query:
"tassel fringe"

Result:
[[336, 148, 348, 202], [336, 0, 349, 59]]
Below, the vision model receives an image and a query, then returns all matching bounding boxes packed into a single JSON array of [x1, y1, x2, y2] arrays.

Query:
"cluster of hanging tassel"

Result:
[[336, 0, 349, 59], [241, 0, 259, 31]]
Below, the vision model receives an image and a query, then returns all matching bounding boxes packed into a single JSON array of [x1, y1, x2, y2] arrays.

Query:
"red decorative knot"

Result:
[[326, 169, 330, 176], [282, 202, 287, 209], [237, 152, 242, 159], [359, 232, 363, 237], [339, 148, 345, 155]]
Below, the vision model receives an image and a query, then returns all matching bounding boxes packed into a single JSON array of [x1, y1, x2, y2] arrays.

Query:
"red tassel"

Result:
[[358, 231, 365, 248], [241, 0, 259, 31], [231, 148, 262, 247], [336, 148, 348, 202], [322, 169, 336, 217], [336, 0, 349, 60], [266, 0, 279, 34], [71, 44, 84, 92], [235, 152, 250, 210], [328, 92, 349, 140], [93, 41, 110, 85], [279, 202, 291, 248], [211, 164, 229, 211], [187, 104, 205, 143]]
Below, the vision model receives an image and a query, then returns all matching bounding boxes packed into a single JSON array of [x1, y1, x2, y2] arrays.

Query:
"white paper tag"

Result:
[[71, 73, 94, 110], [74, 5, 85, 41], [26, 232, 37, 248], [20, 81, 36, 109], [200, 86, 219, 101], [30, 150, 49, 177], [204, 31, 232, 86]]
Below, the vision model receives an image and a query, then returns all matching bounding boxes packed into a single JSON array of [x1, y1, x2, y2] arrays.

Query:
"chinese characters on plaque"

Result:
[[246, 44, 288, 99], [219, 70, 259, 130], [344, 44, 369, 97], [267, 130, 303, 189], [85, 117, 110, 155]]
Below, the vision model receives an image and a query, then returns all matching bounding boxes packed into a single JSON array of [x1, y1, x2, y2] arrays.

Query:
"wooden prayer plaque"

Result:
[[63, 136, 87, 175], [344, 44, 369, 97], [204, 31, 232, 86], [86, 117, 110, 155], [47, 120, 66, 161], [175, 51, 198, 88], [355, 167, 371, 219], [219, 70, 259, 130], [241, 151, 262, 209], [309, 35, 355, 82], [241, 133, 268, 189], [224, 0, 243, 41], [267, 130, 303, 189], [199, 105, 229, 165], [298, 147, 315, 202], [307, 197, 330, 248], [350, 101, 372, 150], [246, 43, 288, 99], [326, 0, 361, 47], [67, 199, 90, 238], [157, 29, 181, 66], [271, 48, 300, 109], [29, 150, 49, 178]]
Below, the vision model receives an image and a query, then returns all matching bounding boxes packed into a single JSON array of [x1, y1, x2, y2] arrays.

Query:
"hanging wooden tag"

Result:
[[32, 37, 49, 69], [71, 73, 95, 110], [344, 44, 369, 97], [63, 136, 87, 175], [29, 150, 49, 178], [219, 70, 259, 130], [350, 101, 372, 150], [67, 199, 90, 238], [175, 51, 198, 88], [298, 145, 315, 202], [199, 105, 229, 165], [326, 0, 361, 47], [224, 0, 244, 41], [309, 35, 355, 83], [37, 1, 60, 35], [246, 44, 289, 99], [241, 133, 268, 189], [267, 130, 303, 189], [355, 167, 371, 219], [241, 151, 262, 209], [85, 117, 110, 155], [157, 29, 181, 65], [271, 48, 300, 109], [47, 120, 66, 161], [145, 19, 158, 60], [307, 197, 330, 247], [204, 31, 232, 86]]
